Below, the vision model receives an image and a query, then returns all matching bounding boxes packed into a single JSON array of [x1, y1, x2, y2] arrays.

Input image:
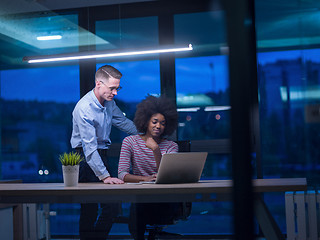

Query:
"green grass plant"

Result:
[[59, 152, 83, 166]]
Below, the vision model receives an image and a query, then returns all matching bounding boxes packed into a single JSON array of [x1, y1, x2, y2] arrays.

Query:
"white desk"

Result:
[[0, 178, 307, 240], [0, 178, 307, 203]]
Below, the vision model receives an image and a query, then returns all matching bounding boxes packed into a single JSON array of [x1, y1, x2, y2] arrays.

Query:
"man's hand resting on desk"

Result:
[[102, 176, 124, 184]]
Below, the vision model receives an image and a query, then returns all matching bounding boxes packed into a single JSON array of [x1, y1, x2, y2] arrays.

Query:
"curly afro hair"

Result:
[[134, 95, 178, 137]]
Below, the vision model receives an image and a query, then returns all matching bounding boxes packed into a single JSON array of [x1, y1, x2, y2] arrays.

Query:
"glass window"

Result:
[[258, 49, 320, 183], [1, 65, 79, 182], [45, 60, 160, 237], [255, 2, 320, 49], [95, 15, 159, 143], [256, 0, 320, 235], [67, 60, 160, 235], [95, 16, 158, 50], [0, 13, 79, 69], [174, 10, 232, 236], [176, 56, 230, 140], [175, 11, 227, 49], [95, 16, 161, 143], [174, 11, 230, 141], [48, 16, 163, 238], [0, 11, 83, 238], [1, 65, 80, 237]]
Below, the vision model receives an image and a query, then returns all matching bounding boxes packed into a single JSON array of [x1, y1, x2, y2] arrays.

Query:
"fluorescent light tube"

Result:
[[177, 107, 200, 112], [204, 106, 231, 112], [24, 44, 193, 64], [37, 35, 62, 41]]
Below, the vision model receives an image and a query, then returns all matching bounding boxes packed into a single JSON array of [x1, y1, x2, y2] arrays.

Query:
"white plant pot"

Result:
[[62, 165, 79, 187]]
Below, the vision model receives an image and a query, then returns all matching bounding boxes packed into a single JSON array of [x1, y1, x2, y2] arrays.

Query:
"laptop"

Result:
[[149, 152, 208, 184]]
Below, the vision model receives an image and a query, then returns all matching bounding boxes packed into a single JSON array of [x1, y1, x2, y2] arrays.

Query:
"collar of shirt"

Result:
[[89, 89, 106, 110]]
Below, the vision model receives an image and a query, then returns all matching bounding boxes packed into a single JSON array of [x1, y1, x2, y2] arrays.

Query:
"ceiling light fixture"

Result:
[[23, 44, 193, 64], [37, 35, 62, 41], [177, 107, 200, 112], [204, 106, 231, 112]]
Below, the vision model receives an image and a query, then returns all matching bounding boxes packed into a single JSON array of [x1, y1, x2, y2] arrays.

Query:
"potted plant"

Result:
[[59, 152, 83, 187]]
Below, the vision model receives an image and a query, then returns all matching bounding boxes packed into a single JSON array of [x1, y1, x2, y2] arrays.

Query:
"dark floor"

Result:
[[52, 237, 266, 240]]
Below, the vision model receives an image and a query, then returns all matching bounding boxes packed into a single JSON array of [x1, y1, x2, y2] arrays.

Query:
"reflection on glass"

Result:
[[1, 65, 80, 236], [255, 2, 320, 49], [1, 66, 79, 103], [0, 13, 79, 69], [1, 66, 79, 183], [257, 48, 320, 234], [0, 14, 79, 51], [174, 10, 231, 236], [176, 56, 230, 140], [175, 11, 227, 52], [257, 48, 320, 182], [95, 17, 158, 50]]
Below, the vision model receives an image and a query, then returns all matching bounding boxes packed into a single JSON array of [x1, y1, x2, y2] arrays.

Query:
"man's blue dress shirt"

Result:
[[71, 89, 137, 180]]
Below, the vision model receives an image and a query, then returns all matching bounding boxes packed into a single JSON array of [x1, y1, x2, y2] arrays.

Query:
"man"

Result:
[[70, 64, 137, 239]]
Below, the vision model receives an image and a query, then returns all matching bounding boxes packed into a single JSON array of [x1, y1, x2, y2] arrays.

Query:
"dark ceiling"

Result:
[[0, 0, 319, 70]]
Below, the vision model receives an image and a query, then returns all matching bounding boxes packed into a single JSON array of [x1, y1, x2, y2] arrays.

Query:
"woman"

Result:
[[118, 95, 180, 240]]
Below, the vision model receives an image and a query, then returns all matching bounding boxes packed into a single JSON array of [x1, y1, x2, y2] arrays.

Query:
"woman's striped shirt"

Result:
[[118, 135, 178, 180]]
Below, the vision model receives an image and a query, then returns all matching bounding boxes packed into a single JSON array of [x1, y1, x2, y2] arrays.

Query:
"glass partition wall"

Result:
[[0, 1, 234, 237], [0, 12, 81, 182], [255, 0, 320, 233], [174, 10, 233, 235], [1, 0, 319, 238]]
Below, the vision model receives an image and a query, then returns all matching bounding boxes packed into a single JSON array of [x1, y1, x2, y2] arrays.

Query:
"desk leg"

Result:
[[254, 195, 285, 240], [12, 204, 24, 240], [23, 204, 38, 240]]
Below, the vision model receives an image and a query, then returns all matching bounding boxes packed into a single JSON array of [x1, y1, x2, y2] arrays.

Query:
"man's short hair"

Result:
[[95, 65, 122, 82]]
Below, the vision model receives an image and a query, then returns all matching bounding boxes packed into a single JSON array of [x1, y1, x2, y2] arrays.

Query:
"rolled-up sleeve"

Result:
[[86, 151, 110, 180], [118, 137, 133, 180]]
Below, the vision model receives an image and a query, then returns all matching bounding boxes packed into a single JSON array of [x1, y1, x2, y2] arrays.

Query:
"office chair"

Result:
[[145, 140, 192, 240]]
